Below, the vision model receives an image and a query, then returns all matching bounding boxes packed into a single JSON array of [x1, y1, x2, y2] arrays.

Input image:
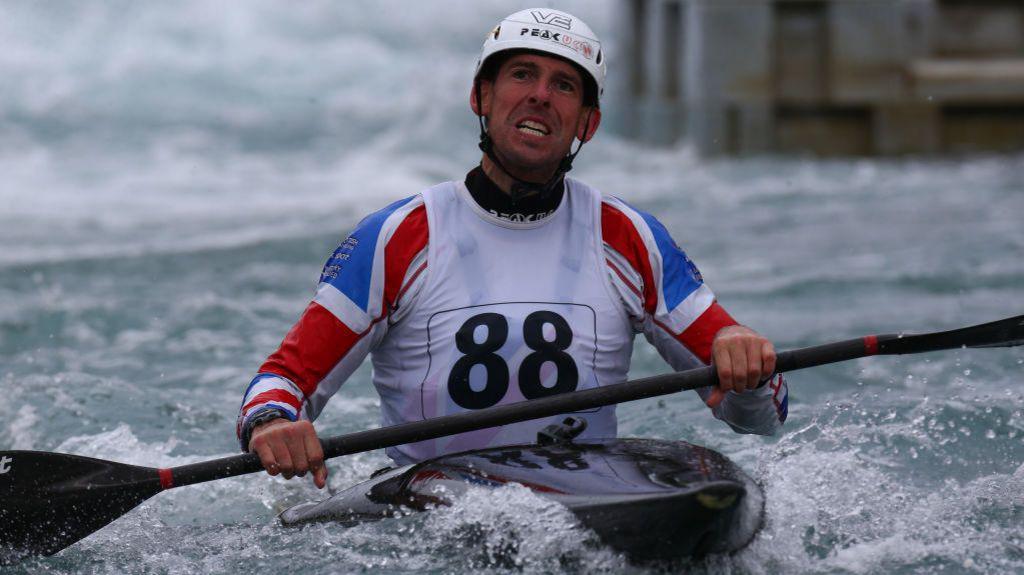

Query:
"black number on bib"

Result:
[[448, 313, 510, 409], [520, 311, 579, 399], [447, 310, 579, 409]]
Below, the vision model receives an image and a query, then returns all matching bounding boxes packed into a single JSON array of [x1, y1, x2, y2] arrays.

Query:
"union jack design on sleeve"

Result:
[[600, 196, 787, 435], [236, 195, 429, 449]]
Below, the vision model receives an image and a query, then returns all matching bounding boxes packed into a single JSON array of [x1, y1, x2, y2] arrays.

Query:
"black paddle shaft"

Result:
[[168, 313, 1024, 488]]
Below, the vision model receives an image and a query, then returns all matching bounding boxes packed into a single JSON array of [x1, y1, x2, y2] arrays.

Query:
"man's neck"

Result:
[[480, 154, 558, 197], [464, 166, 564, 222]]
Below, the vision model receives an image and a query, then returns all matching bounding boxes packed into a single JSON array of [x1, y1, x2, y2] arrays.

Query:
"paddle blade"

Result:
[[962, 314, 1024, 348], [0, 450, 162, 564], [879, 314, 1024, 355]]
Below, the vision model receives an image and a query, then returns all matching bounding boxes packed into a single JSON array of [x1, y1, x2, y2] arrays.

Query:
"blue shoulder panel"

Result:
[[633, 208, 704, 311], [319, 195, 416, 312]]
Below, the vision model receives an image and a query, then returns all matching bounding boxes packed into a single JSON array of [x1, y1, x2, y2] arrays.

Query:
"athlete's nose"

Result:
[[527, 80, 553, 107]]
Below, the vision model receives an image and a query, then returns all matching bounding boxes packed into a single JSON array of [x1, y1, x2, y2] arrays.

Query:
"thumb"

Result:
[[312, 462, 328, 489], [705, 387, 725, 409]]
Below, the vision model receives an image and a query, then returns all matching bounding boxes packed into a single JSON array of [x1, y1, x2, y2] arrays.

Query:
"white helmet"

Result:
[[474, 8, 605, 105]]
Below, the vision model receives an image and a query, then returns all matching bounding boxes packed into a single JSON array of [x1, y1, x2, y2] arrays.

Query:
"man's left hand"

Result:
[[706, 325, 777, 408]]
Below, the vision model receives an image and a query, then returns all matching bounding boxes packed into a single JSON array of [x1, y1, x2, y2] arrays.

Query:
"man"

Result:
[[236, 8, 788, 489]]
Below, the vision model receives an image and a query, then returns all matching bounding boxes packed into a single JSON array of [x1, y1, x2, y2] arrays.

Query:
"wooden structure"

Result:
[[613, 0, 1024, 155]]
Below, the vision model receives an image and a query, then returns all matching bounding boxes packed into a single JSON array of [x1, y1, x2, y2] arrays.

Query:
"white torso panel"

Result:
[[371, 180, 635, 464]]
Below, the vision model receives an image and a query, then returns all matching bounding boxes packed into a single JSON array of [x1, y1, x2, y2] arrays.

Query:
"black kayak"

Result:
[[280, 419, 764, 563]]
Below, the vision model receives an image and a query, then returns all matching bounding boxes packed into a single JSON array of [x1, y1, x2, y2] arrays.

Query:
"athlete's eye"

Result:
[[510, 68, 530, 80], [556, 80, 577, 93]]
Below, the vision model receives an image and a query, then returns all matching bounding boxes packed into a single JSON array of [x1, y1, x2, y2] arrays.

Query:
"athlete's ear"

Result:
[[471, 79, 492, 116], [576, 107, 602, 143]]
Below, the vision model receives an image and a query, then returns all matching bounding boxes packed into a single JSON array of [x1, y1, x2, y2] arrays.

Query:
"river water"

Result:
[[1, 2, 1022, 573]]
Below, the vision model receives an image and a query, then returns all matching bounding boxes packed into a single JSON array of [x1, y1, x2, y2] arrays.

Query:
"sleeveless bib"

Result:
[[370, 179, 636, 464]]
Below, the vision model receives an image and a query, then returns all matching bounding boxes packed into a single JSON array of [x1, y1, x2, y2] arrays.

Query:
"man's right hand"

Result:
[[248, 419, 328, 489]]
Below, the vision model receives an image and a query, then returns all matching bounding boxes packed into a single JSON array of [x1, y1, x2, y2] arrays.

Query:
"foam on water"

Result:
[[421, 484, 628, 572], [734, 419, 1024, 574], [56, 422, 183, 465], [276, 484, 634, 573], [6, 405, 40, 450]]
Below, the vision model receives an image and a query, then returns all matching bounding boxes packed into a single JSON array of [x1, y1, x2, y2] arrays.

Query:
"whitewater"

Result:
[[1, 1, 1022, 573]]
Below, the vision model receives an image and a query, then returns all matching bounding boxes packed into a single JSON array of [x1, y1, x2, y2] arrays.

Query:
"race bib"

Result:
[[419, 302, 599, 419]]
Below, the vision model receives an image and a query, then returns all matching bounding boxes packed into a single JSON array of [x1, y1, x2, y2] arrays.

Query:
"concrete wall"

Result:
[[615, 0, 1024, 155]]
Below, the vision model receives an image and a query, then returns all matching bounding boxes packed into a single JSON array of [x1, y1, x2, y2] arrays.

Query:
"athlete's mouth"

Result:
[[516, 119, 550, 136]]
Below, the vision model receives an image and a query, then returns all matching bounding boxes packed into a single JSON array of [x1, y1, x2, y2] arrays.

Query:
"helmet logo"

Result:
[[490, 25, 500, 40], [578, 41, 594, 59], [519, 28, 595, 60], [530, 10, 573, 30]]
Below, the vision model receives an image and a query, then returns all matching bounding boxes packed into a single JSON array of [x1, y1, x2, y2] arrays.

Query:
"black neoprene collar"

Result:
[[464, 166, 565, 222]]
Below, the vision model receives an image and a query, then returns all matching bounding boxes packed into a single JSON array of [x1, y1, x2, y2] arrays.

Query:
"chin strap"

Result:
[[475, 81, 591, 204]]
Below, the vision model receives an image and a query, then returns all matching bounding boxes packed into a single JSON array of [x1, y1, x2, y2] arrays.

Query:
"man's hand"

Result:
[[248, 419, 328, 489], [707, 325, 777, 408]]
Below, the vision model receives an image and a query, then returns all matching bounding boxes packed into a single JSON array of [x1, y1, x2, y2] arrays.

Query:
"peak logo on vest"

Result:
[[0, 455, 12, 474], [487, 208, 557, 223]]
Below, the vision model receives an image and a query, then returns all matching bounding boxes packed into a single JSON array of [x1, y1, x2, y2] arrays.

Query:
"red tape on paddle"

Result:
[[863, 335, 879, 355], [158, 468, 174, 490]]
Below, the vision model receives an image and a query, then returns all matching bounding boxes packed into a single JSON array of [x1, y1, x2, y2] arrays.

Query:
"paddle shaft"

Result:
[[167, 314, 1024, 488]]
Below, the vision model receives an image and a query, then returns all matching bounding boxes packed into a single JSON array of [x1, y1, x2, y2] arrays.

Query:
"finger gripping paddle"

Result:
[[2, 314, 1021, 563]]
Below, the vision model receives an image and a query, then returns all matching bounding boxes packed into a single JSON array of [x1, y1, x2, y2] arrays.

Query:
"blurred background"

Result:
[[0, 1, 1022, 573], [617, 0, 1024, 155]]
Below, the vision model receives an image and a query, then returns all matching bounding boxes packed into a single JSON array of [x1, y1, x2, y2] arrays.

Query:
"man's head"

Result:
[[471, 9, 605, 187], [472, 51, 601, 182]]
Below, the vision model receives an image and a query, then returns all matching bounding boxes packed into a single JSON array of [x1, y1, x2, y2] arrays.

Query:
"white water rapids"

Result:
[[1, 2, 1022, 573]]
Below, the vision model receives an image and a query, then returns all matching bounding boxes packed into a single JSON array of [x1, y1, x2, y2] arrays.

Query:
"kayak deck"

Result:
[[280, 438, 763, 562]]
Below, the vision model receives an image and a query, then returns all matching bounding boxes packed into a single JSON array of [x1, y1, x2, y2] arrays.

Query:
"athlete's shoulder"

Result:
[[600, 195, 666, 241], [600, 195, 668, 262], [319, 193, 429, 312], [350, 193, 427, 236], [601, 196, 696, 264], [599, 194, 707, 313]]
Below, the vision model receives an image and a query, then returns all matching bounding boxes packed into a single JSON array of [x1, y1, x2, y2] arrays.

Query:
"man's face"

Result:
[[475, 53, 598, 181]]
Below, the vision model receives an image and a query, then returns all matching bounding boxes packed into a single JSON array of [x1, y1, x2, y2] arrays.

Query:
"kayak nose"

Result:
[[695, 485, 742, 510], [279, 501, 320, 526]]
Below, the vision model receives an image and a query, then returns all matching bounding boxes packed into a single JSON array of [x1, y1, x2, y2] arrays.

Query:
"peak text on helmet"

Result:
[[518, 28, 594, 60]]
